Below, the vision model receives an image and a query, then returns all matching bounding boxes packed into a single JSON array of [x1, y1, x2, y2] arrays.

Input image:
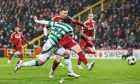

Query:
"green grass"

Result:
[[0, 58, 140, 84]]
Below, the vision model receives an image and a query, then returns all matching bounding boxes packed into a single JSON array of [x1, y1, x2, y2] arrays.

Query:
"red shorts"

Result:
[[58, 34, 77, 49], [13, 44, 23, 51], [79, 38, 94, 50]]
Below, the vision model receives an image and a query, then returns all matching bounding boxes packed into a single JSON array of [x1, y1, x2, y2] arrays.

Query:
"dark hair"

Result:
[[62, 16, 73, 24]]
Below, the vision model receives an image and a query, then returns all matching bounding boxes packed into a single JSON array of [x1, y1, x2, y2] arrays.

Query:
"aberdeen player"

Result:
[[36, 15, 80, 78], [15, 17, 94, 77], [49, 8, 95, 77], [77, 13, 97, 69], [8, 27, 29, 64]]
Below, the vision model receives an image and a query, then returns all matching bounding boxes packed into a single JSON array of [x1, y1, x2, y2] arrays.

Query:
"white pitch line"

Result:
[[112, 81, 140, 84]]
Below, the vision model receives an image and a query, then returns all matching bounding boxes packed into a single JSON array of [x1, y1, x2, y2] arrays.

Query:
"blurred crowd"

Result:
[[0, 0, 96, 48], [94, 0, 140, 49], [0, 0, 139, 49]]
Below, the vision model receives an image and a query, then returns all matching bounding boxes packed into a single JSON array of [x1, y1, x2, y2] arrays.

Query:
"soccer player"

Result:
[[34, 15, 95, 70], [8, 27, 29, 64], [49, 8, 95, 77], [77, 12, 97, 69], [15, 17, 94, 76], [41, 13, 80, 78], [34, 15, 94, 76]]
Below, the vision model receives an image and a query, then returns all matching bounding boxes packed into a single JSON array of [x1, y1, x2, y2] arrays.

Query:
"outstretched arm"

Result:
[[21, 34, 29, 45], [33, 16, 56, 27], [67, 16, 86, 27], [73, 20, 85, 27]]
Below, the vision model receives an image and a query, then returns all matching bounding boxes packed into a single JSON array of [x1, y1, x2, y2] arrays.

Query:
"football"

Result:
[[127, 56, 137, 65]]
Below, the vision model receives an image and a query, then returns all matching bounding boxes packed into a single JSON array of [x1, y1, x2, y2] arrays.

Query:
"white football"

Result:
[[59, 79, 64, 83], [127, 56, 136, 65]]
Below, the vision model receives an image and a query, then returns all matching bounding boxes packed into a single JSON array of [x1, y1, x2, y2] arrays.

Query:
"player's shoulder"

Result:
[[18, 32, 23, 35], [84, 20, 96, 23], [92, 20, 96, 23], [52, 16, 62, 22], [16, 32, 22, 35], [11, 32, 16, 35]]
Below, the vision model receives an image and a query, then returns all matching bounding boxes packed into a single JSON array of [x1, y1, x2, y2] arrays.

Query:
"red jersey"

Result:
[[51, 16, 85, 26], [45, 16, 63, 29], [83, 20, 96, 37], [52, 16, 63, 22], [11, 32, 27, 46], [49, 16, 85, 49]]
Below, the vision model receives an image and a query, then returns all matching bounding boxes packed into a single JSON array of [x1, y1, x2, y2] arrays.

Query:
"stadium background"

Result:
[[0, 0, 140, 58], [0, 0, 140, 84]]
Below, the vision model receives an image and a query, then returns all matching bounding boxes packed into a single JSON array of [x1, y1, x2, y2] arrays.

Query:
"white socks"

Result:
[[64, 58, 73, 73], [21, 60, 36, 67], [20, 60, 23, 63], [7, 60, 11, 64]]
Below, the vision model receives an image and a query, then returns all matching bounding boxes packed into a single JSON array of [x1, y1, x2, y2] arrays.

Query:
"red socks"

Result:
[[52, 60, 60, 71], [77, 58, 81, 65], [77, 51, 88, 65]]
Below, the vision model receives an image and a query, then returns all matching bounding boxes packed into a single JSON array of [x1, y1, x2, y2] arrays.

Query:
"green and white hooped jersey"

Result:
[[48, 22, 74, 45]]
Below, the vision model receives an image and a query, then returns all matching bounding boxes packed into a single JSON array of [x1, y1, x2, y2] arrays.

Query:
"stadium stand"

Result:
[[95, 0, 140, 49], [0, 0, 140, 49], [0, 0, 97, 48]]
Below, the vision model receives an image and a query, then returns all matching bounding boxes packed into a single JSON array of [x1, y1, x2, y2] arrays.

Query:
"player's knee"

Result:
[[71, 44, 82, 53], [63, 52, 70, 59], [92, 50, 96, 54], [38, 59, 45, 66], [56, 56, 62, 62]]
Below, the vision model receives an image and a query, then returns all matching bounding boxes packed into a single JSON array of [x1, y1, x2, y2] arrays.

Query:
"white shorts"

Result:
[[38, 39, 56, 62], [54, 47, 66, 55]]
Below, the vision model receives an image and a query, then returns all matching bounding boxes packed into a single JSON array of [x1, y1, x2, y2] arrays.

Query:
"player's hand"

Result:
[[93, 36, 95, 39], [33, 16, 38, 21]]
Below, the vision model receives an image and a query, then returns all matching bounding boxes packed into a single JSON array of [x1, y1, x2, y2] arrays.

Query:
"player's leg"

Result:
[[49, 56, 62, 78], [56, 47, 80, 77], [49, 47, 80, 78], [77, 39, 97, 69], [15, 39, 55, 72], [70, 43, 95, 71], [18, 47, 24, 63], [7, 48, 16, 64], [77, 39, 86, 69], [51, 56, 63, 73], [85, 45, 96, 54], [59, 35, 94, 70]]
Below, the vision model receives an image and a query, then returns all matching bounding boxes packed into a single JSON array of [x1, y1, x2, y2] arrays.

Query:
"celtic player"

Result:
[[15, 16, 94, 75]]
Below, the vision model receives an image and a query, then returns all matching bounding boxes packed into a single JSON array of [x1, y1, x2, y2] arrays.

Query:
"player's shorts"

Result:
[[58, 34, 77, 49], [79, 38, 94, 50], [12, 44, 23, 51], [54, 47, 66, 55], [38, 39, 66, 62]]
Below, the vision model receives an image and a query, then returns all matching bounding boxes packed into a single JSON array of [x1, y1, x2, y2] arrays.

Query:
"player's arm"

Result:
[[79, 27, 87, 39], [33, 16, 56, 27], [67, 16, 86, 27], [21, 34, 29, 45], [93, 25, 96, 39], [73, 20, 85, 27], [10, 33, 15, 43], [43, 26, 48, 36]]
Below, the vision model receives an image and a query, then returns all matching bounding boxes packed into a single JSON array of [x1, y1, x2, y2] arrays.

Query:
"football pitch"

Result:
[[0, 58, 140, 84]]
